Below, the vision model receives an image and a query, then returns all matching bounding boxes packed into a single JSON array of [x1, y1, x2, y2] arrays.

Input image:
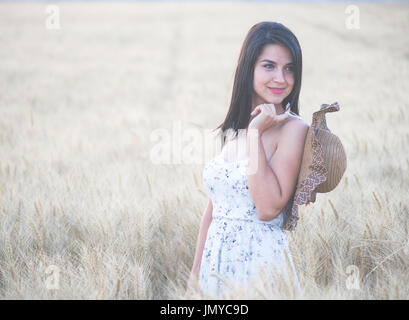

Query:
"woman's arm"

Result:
[[189, 198, 213, 278], [247, 118, 308, 221]]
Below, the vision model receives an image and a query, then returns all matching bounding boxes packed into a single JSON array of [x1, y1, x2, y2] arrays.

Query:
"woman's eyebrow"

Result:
[[260, 59, 293, 65]]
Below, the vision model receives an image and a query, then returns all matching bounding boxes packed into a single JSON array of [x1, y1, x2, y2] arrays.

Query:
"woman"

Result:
[[188, 21, 308, 299]]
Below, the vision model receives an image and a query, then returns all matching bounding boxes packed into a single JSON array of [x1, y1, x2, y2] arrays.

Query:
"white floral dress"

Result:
[[198, 151, 303, 299]]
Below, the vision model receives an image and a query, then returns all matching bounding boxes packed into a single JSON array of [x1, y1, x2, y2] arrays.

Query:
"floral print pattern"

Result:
[[198, 153, 303, 299]]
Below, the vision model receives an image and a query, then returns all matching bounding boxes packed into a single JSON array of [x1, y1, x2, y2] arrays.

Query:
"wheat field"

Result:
[[0, 1, 408, 299]]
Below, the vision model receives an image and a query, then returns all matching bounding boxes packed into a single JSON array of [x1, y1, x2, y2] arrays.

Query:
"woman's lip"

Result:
[[268, 87, 285, 93]]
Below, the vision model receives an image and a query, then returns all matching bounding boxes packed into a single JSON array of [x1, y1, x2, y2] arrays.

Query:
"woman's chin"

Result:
[[266, 99, 282, 105]]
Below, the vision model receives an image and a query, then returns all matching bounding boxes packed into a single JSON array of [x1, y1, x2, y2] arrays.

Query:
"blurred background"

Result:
[[0, 0, 408, 299]]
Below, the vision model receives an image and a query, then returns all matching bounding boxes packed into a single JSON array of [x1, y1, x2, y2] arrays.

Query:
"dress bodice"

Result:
[[203, 153, 284, 228]]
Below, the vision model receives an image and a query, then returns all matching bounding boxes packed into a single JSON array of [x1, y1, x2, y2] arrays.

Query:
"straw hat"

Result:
[[282, 102, 347, 231]]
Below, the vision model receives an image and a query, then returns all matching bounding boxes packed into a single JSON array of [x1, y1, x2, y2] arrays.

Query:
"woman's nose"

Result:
[[272, 68, 286, 83]]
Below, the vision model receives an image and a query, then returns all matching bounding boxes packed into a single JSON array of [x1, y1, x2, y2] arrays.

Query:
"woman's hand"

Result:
[[185, 270, 199, 298], [249, 103, 290, 135]]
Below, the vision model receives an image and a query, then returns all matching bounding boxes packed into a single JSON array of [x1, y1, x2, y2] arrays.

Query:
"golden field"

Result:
[[0, 1, 408, 299]]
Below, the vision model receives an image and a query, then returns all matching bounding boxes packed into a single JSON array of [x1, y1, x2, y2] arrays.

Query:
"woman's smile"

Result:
[[268, 87, 285, 94]]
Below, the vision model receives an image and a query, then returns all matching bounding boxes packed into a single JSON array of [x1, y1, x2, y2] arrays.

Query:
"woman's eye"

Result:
[[264, 64, 294, 72]]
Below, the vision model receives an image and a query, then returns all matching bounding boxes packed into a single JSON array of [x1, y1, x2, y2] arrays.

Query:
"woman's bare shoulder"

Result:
[[277, 114, 309, 146], [281, 113, 309, 132]]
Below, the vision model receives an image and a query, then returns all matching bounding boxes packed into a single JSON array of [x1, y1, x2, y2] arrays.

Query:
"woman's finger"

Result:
[[250, 105, 261, 116], [276, 112, 289, 123]]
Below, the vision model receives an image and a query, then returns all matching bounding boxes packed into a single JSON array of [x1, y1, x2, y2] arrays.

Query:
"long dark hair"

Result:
[[215, 21, 303, 148]]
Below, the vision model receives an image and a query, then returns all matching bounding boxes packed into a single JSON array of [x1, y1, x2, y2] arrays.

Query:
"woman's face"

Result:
[[252, 43, 295, 111]]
